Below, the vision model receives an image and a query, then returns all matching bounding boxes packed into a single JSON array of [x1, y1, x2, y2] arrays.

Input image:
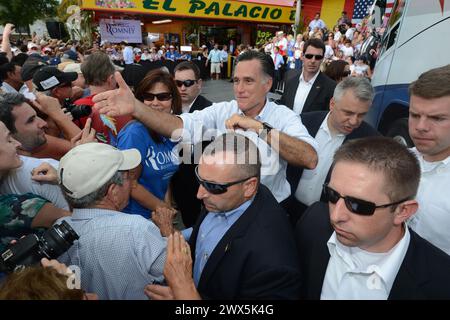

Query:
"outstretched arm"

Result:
[[92, 72, 183, 139]]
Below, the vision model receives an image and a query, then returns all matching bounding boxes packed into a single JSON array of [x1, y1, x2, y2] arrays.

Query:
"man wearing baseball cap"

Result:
[[57, 142, 168, 299], [32, 66, 77, 104]]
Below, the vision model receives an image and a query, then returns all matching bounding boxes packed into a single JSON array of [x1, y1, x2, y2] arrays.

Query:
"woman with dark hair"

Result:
[[117, 69, 181, 218], [324, 60, 350, 83]]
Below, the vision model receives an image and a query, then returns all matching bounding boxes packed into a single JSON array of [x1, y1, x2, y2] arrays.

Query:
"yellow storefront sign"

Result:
[[81, 0, 295, 24]]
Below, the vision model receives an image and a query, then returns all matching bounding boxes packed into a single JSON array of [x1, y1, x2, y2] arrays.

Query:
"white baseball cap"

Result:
[[63, 63, 82, 74], [58, 143, 141, 199]]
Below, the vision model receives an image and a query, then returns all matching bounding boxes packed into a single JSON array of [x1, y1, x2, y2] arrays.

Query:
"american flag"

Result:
[[385, 0, 395, 18], [352, 0, 375, 24]]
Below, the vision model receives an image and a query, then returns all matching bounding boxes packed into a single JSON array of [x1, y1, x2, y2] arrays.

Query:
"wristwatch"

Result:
[[259, 122, 273, 140]]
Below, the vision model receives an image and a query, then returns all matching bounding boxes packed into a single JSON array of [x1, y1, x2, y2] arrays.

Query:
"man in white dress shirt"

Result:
[[287, 77, 379, 225], [295, 137, 450, 300], [407, 64, 450, 256], [92, 50, 318, 209]]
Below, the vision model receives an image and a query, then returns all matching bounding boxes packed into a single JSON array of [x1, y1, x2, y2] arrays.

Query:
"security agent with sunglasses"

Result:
[[93, 50, 318, 208], [295, 137, 450, 300], [172, 61, 213, 227], [146, 132, 301, 299], [279, 38, 336, 114]]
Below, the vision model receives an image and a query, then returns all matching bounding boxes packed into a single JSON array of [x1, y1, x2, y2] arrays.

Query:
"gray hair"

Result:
[[63, 171, 124, 209], [333, 76, 374, 103], [202, 132, 261, 180]]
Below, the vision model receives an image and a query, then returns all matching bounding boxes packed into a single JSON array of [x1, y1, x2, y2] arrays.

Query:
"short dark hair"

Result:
[[303, 38, 326, 55], [0, 93, 27, 133], [333, 137, 420, 203], [81, 51, 115, 86], [11, 53, 29, 67], [174, 61, 201, 80], [0, 62, 19, 82], [235, 50, 274, 80], [409, 64, 450, 99]]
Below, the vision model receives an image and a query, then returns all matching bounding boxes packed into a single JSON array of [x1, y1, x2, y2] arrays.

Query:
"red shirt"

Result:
[[74, 94, 132, 145]]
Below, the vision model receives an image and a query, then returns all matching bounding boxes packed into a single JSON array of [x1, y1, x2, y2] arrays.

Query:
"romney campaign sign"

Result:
[[99, 19, 142, 43]]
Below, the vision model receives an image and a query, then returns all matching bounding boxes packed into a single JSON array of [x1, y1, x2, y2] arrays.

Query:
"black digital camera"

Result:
[[63, 98, 92, 120], [0, 220, 79, 274]]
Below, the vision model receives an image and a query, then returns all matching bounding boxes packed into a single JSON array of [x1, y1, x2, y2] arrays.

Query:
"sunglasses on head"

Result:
[[195, 166, 254, 195], [322, 184, 410, 216], [141, 92, 172, 101], [175, 79, 198, 88], [304, 54, 324, 60]]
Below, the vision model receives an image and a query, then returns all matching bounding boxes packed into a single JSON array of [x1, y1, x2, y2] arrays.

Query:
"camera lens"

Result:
[[40, 221, 79, 259]]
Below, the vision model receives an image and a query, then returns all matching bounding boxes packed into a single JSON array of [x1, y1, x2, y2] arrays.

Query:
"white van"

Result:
[[366, 0, 450, 146]]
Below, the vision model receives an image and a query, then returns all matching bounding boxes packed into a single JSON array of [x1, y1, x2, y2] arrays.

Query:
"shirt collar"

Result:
[[300, 69, 320, 85], [71, 207, 120, 220], [320, 112, 346, 138], [327, 225, 411, 291], [237, 98, 270, 121], [410, 147, 450, 170]]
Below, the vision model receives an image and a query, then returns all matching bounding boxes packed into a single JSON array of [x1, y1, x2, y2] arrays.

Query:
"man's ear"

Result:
[[329, 97, 335, 112], [393, 199, 418, 225], [243, 177, 258, 198]]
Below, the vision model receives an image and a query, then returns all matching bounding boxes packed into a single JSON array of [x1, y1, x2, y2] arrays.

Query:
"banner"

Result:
[[82, 0, 295, 24], [99, 19, 142, 43]]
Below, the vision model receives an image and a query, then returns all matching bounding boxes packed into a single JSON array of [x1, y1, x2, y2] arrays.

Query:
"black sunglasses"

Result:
[[195, 166, 254, 195], [175, 79, 198, 88], [141, 92, 172, 101], [322, 184, 410, 216], [304, 54, 324, 60]]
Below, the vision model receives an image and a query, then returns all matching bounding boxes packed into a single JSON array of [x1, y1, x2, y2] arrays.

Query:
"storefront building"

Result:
[[81, 0, 296, 48]]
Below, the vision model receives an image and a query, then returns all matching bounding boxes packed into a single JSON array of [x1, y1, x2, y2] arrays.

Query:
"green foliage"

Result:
[[0, 0, 58, 29]]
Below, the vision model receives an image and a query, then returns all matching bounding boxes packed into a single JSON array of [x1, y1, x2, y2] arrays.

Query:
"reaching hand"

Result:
[[225, 113, 263, 133], [33, 93, 63, 117], [3, 23, 14, 37], [70, 118, 97, 147], [144, 284, 175, 300], [92, 71, 136, 117], [162, 232, 201, 299], [41, 258, 72, 276], [31, 162, 58, 184], [152, 206, 177, 237]]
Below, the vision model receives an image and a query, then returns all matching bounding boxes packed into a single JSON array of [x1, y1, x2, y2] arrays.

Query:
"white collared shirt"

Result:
[[293, 70, 320, 114], [295, 113, 345, 205], [181, 95, 200, 114], [408, 148, 450, 255], [179, 99, 318, 202], [321, 227, 410, 300]]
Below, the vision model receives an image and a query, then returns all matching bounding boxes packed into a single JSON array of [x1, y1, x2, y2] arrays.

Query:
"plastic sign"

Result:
[[82, 0, 295, 24]]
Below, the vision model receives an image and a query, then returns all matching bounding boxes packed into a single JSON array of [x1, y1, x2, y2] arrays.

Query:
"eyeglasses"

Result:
[[322, 184, 410, 216], [304, 54, 324, 60], [175, 79, 198, 88], [195, 166, 255, 194], [141, 92, 172, 101]]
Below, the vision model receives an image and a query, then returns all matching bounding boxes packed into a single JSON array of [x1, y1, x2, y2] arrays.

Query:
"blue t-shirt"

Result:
[[117, 121, 179, 218]]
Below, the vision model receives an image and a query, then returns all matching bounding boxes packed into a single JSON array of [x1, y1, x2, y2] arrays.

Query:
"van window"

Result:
[[388, 0, 406, 28], [379, 0, 406, 55]]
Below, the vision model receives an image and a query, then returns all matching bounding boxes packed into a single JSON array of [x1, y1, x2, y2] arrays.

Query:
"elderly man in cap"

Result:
[[54, 143, 167, 299]]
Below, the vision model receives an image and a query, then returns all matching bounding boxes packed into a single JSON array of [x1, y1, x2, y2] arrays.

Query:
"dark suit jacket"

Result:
[[189, 185, 301, 299], [295, 201, 450, 300], [287, 111, 380, 195], [279, 70, 336, 113], [171, 94, 212, 227]]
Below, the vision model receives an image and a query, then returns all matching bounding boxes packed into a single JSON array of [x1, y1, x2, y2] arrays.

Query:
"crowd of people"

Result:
[[0, 15, 450, 301]]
